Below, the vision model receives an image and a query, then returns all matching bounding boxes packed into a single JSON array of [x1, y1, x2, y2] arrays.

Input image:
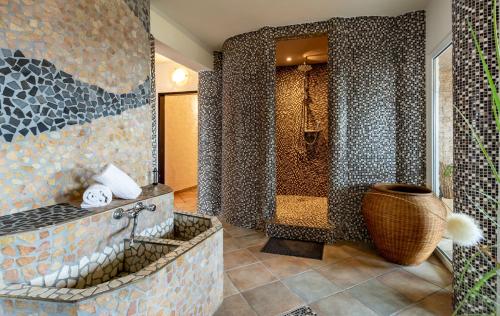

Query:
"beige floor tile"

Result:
[[223, 237, 242, 253], [262, 256, 312, 279], [377, 269, 441, 302], [242, 281, 304, 316], [310, 292, 378, 316], [227, 263, 277, 291], [215, 294, 257, 316], [396, 290, 453, 316], [348, 278, 413, 316], [224, 273, 239, 298], [233, 232, 268, 248], [224, 249, 258, 270], [338, 242, 378, 257], [315, 257, 374, 289], [403, 261, 452, 288], [353, 252, 399, 278], [223, 225, 258, 238], [282, 270, 340, 303]]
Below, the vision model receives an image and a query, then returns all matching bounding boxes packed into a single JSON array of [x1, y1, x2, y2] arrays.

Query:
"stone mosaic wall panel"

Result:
[[0, 0, 152, 216], [0, 106, 152, 215], [0, 0, 150, 94], [198, 52, 223, 216], [0, 227, 223, 316], [208, 13, 426, 240], [0, 48, 150, 142], [0, 188, 173, 287], [276, 64, 329, 197], [221, 29, 275, 229], [452, 0, 498, 313]]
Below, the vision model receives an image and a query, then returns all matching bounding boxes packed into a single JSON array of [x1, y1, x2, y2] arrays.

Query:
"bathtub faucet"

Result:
[[113, 202, 157, 244]]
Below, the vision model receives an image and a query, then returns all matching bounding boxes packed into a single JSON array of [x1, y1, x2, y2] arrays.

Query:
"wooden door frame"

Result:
[[157, 91, 198, 185]]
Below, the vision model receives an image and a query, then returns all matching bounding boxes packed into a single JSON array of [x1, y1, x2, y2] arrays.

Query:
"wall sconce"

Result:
[[171, 68, 189, 86]]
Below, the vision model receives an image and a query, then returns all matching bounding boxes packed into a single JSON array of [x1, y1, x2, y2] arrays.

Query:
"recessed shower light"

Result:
[[286, 57, 292, 62], [172, 68, 189, 86]]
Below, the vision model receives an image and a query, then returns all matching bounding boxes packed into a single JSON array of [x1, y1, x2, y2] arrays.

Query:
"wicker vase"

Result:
[[361, 183, 447, 265]]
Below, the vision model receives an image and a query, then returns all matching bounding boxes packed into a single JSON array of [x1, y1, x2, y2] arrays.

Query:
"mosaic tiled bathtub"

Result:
[[0, 185, 224, 315]]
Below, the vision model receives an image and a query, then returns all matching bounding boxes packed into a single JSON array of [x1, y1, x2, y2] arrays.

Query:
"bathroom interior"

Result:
[[0, 0, 498, 315], [272, 35, 331, 237]]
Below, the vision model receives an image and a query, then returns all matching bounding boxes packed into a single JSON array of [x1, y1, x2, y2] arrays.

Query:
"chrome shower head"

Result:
[[297, 63, 312, 72]]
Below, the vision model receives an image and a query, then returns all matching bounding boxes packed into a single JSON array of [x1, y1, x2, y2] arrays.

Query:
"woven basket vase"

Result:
[[361, 183, 447, 265]]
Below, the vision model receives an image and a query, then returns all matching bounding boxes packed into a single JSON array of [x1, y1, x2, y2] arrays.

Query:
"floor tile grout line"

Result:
[[388, 287, 445, 316]]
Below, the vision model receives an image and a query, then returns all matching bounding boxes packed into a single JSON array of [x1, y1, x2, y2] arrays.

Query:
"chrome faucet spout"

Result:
[[112, 202, 157, 243]]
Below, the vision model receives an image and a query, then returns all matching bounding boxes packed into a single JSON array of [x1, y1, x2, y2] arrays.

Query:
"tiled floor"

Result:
[[173, 187, 197, 212], [172, 189, 453, 315], [216, 221, 453, 316]]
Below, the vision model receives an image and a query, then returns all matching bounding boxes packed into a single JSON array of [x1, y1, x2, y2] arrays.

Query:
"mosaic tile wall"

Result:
[[0, 218, 223, 315], [198, 52, 223, 216], [452, 0, 498, 313], [0, 186, 173, 287], [0, 0, 153, 216], [276, 64, 329, 197], [198, 13, 426, 240]]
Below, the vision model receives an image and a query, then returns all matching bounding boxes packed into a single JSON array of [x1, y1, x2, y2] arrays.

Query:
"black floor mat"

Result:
[[261, 238, 324, 260]]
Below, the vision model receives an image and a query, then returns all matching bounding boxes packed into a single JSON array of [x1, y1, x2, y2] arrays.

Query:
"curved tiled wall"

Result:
[[0, 0, 153, 215], [199, 13, 426, 240], [198, 53, 223, 216]]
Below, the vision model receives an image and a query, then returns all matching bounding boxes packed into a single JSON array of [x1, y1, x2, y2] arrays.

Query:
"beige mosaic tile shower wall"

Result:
[[0, 0, 152, 215]]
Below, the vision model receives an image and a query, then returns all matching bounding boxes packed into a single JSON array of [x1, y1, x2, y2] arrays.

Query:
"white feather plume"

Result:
[[446, 213, 483, 247]]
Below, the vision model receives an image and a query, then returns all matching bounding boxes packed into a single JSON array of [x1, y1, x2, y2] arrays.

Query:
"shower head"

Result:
[[297, 63, 312, 72]]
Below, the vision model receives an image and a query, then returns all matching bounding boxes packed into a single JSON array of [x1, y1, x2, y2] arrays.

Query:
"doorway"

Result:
[[155, 53, 199, 212], [273, 35, 330, 231], [432, 41, 453, 266]]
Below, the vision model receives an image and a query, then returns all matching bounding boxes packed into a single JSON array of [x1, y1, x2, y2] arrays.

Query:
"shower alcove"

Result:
[[198, 12, 426, 244], [267, 35, 333, 243]]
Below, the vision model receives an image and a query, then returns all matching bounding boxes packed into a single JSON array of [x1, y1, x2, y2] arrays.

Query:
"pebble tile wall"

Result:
[[276, 64, 329, 197], [0, 184, 172, 287], [452, 0, 498, 313], [0, 0, 153, 217], [0, 186, 224, 315], [0, 221, 223, 315], [199, 13, 426, 241]]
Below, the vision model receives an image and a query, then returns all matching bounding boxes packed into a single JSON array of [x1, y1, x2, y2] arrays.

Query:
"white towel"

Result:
[[93, 163, 142, 199], [81, 184, 113, 208]]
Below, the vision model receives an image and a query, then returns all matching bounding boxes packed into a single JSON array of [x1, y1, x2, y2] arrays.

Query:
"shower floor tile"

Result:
[[274, 195, 330, 229]]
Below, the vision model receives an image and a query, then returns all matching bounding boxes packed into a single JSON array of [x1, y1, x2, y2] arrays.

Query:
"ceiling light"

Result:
[[286, 57, 292, 62], [172, 68, 189, 86]]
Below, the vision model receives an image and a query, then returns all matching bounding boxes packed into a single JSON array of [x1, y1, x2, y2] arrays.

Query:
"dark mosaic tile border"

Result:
[[266, 223, 334, 244], [0, 212, 222, 303], [0, 204, 90, 237], [0, 48, 150, 142], [0, 184, 172, 237]]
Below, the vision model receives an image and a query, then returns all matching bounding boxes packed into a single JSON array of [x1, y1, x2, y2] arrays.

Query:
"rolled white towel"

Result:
[[93, 163, 142, 199], [81, 184, 113, 208]]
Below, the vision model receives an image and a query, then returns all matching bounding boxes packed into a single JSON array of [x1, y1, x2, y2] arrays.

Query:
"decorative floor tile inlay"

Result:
[[283, 306, 317, 316], [0, 203, 90, 236], [0, 48, 150, 142]]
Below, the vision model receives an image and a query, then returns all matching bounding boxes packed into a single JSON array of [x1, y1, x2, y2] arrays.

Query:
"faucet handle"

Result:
[[113, 208, 125, 219], [146, 204, 156, 212]]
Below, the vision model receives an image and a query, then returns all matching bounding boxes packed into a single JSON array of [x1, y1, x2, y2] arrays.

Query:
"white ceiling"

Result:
[[151, 0, 430, 50]]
